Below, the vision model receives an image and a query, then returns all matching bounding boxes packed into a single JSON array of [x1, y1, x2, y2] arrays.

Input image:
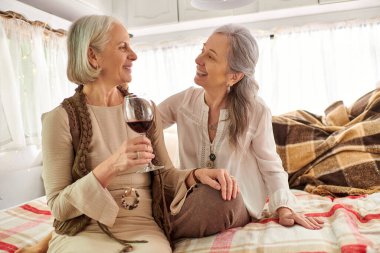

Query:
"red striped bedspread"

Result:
[[1, 190, 380, 253]]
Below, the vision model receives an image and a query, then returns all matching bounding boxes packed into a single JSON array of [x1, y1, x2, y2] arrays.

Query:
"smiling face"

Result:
[[92, 22, 137, 85], [194, 33, 234, 91]]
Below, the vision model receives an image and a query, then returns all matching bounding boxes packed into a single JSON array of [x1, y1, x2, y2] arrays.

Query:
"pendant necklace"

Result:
[[207, 143, 216, 168], [202, 110, 228, 168], [207, 121, 217, 168]]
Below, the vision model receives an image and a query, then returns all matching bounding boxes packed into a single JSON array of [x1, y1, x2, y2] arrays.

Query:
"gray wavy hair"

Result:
[[67, 15, 117, 84], [213, 24, 260, 147]]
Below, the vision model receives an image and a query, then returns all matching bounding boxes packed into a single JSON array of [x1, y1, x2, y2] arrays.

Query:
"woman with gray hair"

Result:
[[159, 24, 325, 233]]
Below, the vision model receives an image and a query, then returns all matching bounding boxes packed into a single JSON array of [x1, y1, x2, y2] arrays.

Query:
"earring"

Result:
[[227, 84, 231, 93]]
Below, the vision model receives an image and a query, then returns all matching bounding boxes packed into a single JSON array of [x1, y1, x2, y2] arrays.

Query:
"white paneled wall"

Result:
[[126, 0, 178, 27], [0, 146, 44, 209], [7, 0, 380, 37]]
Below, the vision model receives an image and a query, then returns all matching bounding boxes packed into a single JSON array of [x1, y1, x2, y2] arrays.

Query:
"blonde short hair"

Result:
[[67, 15, 117, 84]]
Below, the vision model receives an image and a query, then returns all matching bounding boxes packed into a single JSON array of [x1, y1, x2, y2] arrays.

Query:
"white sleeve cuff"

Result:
[[268, 188, 302, 215]]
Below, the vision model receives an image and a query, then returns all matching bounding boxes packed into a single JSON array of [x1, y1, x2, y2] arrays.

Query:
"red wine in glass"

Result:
[[123, 96, 164, 173], [127, 120, 153, 134]]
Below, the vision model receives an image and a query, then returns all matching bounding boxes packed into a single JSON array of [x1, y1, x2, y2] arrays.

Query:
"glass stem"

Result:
[[140, 133, 154, 168]]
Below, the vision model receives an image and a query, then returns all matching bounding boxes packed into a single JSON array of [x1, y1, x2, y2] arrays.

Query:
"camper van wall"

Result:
[[9, 0, 380, 37], [0, 146, 44, 209]]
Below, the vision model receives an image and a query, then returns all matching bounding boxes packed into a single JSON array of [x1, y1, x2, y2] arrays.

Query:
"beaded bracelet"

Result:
[[191, 168, 201, 184]]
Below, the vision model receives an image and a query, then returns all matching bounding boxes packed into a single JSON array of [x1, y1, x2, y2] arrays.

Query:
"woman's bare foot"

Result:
[[15, 245, 45, 253], [15, 232, 52, 253]]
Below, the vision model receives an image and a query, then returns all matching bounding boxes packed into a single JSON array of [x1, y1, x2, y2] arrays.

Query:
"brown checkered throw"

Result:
[[273, 88, 380, 196]]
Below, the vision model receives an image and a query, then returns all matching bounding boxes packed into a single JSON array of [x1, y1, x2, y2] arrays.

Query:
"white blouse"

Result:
[[158, 87, 299, 219]]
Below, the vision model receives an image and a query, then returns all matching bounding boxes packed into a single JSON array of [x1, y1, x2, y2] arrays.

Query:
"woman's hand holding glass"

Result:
[[123, 96, 164, 173], [112, 136, 155, 173]]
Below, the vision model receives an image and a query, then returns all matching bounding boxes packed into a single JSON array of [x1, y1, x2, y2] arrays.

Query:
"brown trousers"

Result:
[[170, 184, 251, 240]]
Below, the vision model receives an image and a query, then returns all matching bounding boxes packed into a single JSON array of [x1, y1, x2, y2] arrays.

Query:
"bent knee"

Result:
[[172, 184, 250, 239], [191, 184, 249, 224], [194, 184, 246, 210]]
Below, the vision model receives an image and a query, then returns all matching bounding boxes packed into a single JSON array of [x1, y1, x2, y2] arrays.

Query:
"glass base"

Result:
[[135, 165, 164, 173]]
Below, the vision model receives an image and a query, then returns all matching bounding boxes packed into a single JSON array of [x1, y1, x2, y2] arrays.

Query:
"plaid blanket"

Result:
[[1, 191, 380, 253], [273, 89, 380, 196], [0, 198, 52, 253]]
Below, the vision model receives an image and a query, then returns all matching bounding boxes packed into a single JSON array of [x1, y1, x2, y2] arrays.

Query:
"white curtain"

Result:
[[0, 17, 72, 151], [131, 19, 380, 115], [1, 16, 380, 152], [131, 39, 204, 103], [257, 19, 380, 115]]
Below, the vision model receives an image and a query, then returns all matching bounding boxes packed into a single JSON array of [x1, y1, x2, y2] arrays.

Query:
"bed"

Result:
[[1, 190, 380, 253], [2, 89, 380, 253]]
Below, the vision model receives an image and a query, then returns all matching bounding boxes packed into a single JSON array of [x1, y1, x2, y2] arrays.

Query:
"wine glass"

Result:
[[123, 95, 164, 173]]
